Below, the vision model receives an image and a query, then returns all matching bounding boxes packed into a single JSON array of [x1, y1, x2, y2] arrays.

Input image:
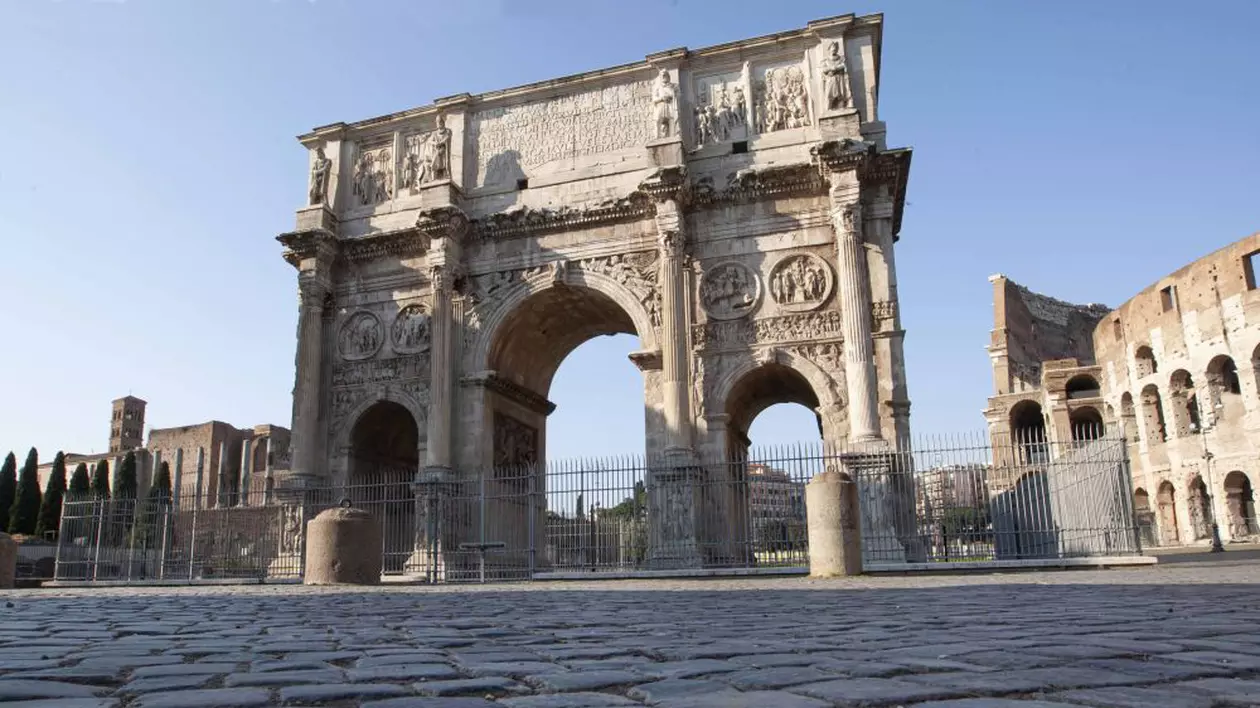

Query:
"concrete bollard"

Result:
[[806, 470, 863, 577], [0, 532, 17, 589], [304, 503, 382, 585]]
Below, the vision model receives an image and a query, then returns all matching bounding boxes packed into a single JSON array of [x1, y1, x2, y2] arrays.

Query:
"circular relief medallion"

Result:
[[391, 303, 431, 354], [338, 310, 383, 361], [769, 253, 834, 312], [699, 261, 761, 320]]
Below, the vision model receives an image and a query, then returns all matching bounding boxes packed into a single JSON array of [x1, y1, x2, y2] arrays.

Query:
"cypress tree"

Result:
[[9, 447, 41, 535], [69, 463, 90, 497], [114, 451, 138, 499], [35, 451, 67, 537], [91, 460, 110, 499], [0, 452, 15, 533], [133, 461, 173, 548]]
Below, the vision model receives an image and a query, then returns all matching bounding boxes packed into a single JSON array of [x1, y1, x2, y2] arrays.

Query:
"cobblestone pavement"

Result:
[[4, 562, 1260, 707]]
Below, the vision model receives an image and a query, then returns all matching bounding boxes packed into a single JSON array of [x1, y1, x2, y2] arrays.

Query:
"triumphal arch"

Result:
[[278, 12, 913, 571]]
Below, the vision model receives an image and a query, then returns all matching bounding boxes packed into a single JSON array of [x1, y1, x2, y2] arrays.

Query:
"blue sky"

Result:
[[1, 0, 1256, 462]]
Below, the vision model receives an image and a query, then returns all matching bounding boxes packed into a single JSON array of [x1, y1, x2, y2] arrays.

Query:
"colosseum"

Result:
[[987, 232, 1260, 548]]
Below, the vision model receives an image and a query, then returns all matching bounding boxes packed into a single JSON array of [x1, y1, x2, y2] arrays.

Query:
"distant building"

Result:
[[746, 464, 805, 548], [36, 396, 290, 509]]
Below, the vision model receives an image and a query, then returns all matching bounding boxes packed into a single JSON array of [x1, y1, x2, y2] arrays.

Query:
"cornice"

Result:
[[473, 192, 654, 241], [277, 229, 338, 269], [461, 372, 556, 416], [862, 148, 912, 239], [340, 227, 430, 263], [690, 162, 825, 209], [417, 206, 472, 243]]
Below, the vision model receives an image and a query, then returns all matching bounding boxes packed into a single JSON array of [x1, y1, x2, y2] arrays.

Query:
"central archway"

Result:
[[472, 276, 659, 574]]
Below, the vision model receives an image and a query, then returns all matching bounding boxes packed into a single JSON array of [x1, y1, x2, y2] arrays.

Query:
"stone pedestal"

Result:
[[404, 476, 451, 582], [647, 137, 684, 168], [0, 532, 16, 589], [806, 470, 862, 576], [841, 450, 924, 564], [304, 506, 382, 585], [646, 455, 702, 570]]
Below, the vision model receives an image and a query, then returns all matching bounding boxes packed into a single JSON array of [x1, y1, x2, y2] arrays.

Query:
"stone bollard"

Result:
[[0, 532, 17, 589], [806, 470, 863, 577], [304, 502, 382, 586]]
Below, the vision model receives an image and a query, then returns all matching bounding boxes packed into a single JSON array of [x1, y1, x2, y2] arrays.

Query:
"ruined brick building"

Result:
[[986, 232, 1260, 546]]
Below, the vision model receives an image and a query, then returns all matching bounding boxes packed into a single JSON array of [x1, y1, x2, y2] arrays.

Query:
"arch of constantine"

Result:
[[277, 13, 913, 572]]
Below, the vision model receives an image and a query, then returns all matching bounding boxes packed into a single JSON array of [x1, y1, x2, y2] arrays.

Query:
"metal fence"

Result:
[[55, 430, 1142, 584]]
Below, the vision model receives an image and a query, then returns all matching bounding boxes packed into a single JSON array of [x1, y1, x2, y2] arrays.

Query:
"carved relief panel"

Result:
[[338, 311, 384, 361], [351, 138, 394, 207], [769, 253, 833, 312], [752, 60, 812, 134], [692, 70, 749, 147], [401, 123, 452, 192], [391, 303, 431, 354], [470, 81, 653, 188], [493, 413, 538, 469], [699, 261, 760, 321]]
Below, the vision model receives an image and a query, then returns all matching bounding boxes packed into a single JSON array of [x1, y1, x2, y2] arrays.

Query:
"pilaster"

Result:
[[418, 206, 470, 481]]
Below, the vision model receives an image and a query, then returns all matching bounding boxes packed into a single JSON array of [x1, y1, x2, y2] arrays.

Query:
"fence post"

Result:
[[92, 499, 104, 582], [527, 469, 536, 579], [158, 504, 170, 580]]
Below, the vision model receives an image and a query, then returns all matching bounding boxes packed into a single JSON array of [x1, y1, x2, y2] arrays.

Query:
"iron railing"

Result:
[[54, 429, 1142, 584]]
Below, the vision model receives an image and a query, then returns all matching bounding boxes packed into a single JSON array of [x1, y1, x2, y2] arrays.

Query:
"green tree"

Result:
[[113, 451, 138, 499], [0, 452, 15, 533], [131, 461, 173, 548], [9, 447, 41, 535], [90, 460, 110, 499], [68, 463, 90, 496], [35, 451, 67, 537]]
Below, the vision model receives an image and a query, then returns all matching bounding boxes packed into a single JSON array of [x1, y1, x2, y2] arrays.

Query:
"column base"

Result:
[[647, 454, 704, 570], [839, 449, 924, 564]]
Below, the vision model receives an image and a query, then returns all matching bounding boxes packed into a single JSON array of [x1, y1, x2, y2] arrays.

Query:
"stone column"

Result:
[[172, 448, 184, 510], [215, 441, 228, 508], [239, 438, 253, 506], [151, 449, 162, 499], [290, 278, 329, 483], [263, 438, 275, 506], [193, 447, 205, 509], [656, 197, 693, 455], [425, 263, 455, 476], [640, 171, 702, 569], [831, 196, 881, 444]]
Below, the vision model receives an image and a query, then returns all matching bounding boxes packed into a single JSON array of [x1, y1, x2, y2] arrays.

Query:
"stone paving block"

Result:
[[1023, 644, 1138, 660], [193, 654, 261, 664], [633, 658, 741, 679], [0, 679, 106, 700], [718, 665, 841, 690], [78, 655, 186, 670], [0, 695, 120, 700], [279, 682, 413, 703], [562, 658, 651, 671], [131, 663, 239, 678], [0, 659, 64, 671], [453, 650, 543, 664], [947, 650, 1068, 670], [883, 656, 997, 673], [1051, 686, 1216, 708], [412, 676, 523, 696], [464, 660, 568, 678], [248, 658, 334, 672], [787, 676, 969, 704], [537, 646, 637, 661], [119, 675, 214, 695], [625, 678, 729, 703], [358, 653, 450, 667], [500, 693, 640, 707], [131, 687, 272, 708], [1070, 657, 1231, 681], [285, 650, 362, 663], [727, 653, 818, 668], [1170, 677, 1260, 702], [1160, 650, 1260, 670], [347, 663, 464, 682], [222, 667, 346, 686], [659, 690, 833, 708], [365, 698, 498, 708], [912, 695, 1088, 700], [525, 670, 641, 692], [903, 666, 1149, 693]]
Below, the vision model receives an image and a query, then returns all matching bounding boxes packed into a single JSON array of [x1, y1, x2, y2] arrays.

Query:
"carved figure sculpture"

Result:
[[695, 105, 713, 146], [419, 116, 452, 184], [821, 40, 850, 111], [308, 146, 331, 206], [700, 262, 759, 320], [770, 254, 832, 311], [339, 311, 383, 359], [652, 69, 678, 139], [756, 66, 811, 133], [392, 304, 431, 353], [352, 147, 392, 206]]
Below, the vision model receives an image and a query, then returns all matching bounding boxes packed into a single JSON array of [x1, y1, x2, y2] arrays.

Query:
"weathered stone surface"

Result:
[[788, 676, 968, 704], [303, 506, 383, 585], [412, 676, 523, 696], [347, 664, 463, 682], [131, 688, 272, 708], [1051, 686, 1216, 708], [119, 676, 215, 695], [0, 679, 106, 700], [278, 682, 412, 702], [525, 670, 640, 692], [222, 668, 345, 686], [662, 690, 833, 708], [719, 665, 841, 690], [501, 694, 639, 707]]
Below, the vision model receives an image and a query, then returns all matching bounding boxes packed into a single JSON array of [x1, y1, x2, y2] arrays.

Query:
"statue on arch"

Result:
[[652, 69, 678, 139], [308, 146, 332, 205], [821, 40, 850, 111]]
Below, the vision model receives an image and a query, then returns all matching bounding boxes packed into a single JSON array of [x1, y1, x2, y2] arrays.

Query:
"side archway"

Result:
[[345, 399, 421, 573], [1156, 480, 1179, 545], [1224, 470, 1257, 539]]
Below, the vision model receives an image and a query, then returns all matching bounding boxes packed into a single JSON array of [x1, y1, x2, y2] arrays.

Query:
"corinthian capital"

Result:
[[840, 201, 863, 235], [297, 276, 329, 309]]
